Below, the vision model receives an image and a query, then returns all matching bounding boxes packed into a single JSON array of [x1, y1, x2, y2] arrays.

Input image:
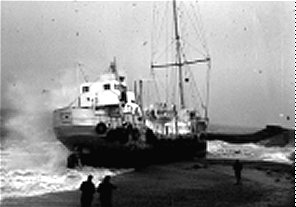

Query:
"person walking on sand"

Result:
[[233, 159, 243, 185], [97, 175, 117, 207], [80, 175, 96, 207]]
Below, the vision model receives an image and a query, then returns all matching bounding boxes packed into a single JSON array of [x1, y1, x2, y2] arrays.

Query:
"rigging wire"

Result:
[[192, 1, 211, 118], [150, 68, 162, 103], [205, 59, 211, 118], [185, 0, 211, 118], [180, 50, 205, 112], [152, 2, 170, 60], [152, 39, 176, 64], [150, 0, 210, 116], [181, 2, 207, 57], [151, 2, 166, 102], [182, 39, 206, 57], [190, 1, 210, 56], [170, 63, 178, 106], [165, 8, 169, 103]]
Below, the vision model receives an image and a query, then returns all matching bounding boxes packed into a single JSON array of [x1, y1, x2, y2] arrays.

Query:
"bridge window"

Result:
[[82, 86, 89, 93], [103, 84, 111, 90]]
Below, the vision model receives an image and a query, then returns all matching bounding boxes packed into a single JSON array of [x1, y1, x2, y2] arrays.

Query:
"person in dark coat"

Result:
[[233, 159, 243, 185], [97, 175, 117, 207], [80, 175, 96, 207]]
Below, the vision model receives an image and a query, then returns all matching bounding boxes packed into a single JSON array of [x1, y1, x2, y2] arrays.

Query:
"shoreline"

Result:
[[1, 158, 294, 207]]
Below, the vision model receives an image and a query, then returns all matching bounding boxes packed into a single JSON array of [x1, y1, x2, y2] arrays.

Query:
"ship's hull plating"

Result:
[[54, 124, 206, 167], [54, 125, 110, 151]]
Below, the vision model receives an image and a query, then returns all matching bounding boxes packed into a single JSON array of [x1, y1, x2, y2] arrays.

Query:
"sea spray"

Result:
[[1, 68, 82, 169], [0, 70, 133, 200], [0, 163, 132, 199]]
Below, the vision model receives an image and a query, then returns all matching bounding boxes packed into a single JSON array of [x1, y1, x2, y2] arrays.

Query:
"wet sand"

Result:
[[1, 158, 294, 207]]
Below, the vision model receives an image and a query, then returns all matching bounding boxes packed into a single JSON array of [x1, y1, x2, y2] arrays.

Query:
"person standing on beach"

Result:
[[97, 175, 117, 207], [80, 175, 96, 207], [233, 159, 243, 185]]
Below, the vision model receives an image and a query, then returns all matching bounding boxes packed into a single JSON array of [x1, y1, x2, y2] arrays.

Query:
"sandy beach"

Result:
[[1, 158, 293, 207]]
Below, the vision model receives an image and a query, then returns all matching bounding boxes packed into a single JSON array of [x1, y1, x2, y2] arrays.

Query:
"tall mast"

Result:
[[151, 0, 211, 115], [172, 0, 185, 109]]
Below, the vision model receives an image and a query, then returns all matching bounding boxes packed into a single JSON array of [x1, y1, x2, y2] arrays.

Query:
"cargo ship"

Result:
[[53, 59, 206, 168], [53, 0, 209, 168]]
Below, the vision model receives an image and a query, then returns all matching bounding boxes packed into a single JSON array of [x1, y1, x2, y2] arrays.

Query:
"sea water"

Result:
[[0, 142, 132, 200], [0, 103, 130, 201], [1, 140, 292, 200], [207, 140, 294, 164]]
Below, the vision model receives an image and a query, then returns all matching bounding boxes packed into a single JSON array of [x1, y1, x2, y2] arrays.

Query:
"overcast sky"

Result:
[[1, 1, 294, 129]]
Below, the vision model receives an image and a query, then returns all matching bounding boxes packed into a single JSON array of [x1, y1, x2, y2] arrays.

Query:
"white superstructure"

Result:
[[53, 60, 143, 134]]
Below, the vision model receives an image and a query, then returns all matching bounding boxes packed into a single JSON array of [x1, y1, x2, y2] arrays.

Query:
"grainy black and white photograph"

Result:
[[0, 1, 294, 207]]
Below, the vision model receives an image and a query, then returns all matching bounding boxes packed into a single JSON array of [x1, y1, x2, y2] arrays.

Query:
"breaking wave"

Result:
[[0, 116, 131, 200], [0, 73, 132, 201], [0, 151, 131, 199], [207, 140, 294, 164], [0, 111, 131, 200]]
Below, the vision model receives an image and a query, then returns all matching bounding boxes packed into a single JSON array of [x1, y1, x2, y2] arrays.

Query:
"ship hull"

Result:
[[54, 124, 207, 168], [79, 140, 206, 168], [54, 125, 110, 151], [53, 103, 207, 168]]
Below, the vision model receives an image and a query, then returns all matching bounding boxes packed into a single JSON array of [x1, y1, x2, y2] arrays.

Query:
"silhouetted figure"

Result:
[[97, 175, 117, 207], [233, 159, 243, 185], [80, 175, 96, 207]]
